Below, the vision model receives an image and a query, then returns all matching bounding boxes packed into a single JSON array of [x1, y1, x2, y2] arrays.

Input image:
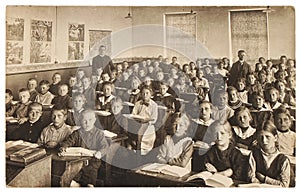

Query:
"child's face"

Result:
[[269, 90, 278, 103], [142, 88, 152, 101], [122, 72, 129, 81], [287, 78, 296, 89], [127, 69, 133, 75], [237, 81, 245, 91], [199, 103, 211, 121], [53, 74, 61, 84], [215, 127, 231, 148], [258, 130, 277, 152], [19, 91, 30, 104], [275, 113, 291, 132], [277, 82, 285, 92], [96, 68, 103, 76], [116, 64, 123, 71], [204, 67, 211, 74], [218, 93, 228, 108], [179, 77, 185, 85], [160, 84, 169, 95], [248, 75, 256, 85], [69, 77, 76, 87], [144, 78, 152, 86], [52, 110, 66, 128], [258, 73, 267, 83], [236, 110, 251, 128], [111, 101, 123, 115], [170, 68, 177, 75], [123, 62, 129, 69], [174, 118, 187, 137], [167, 79, 174, 87], [40, 84, 50, 95], [156, 72, 164, 81], [197, 70, 204, 78], [80, 112, 96, 131], [103, 85, 112, 97], [228, 90, 238, 102], [139, 70, 145, 78], [148, 66, 154, 73], [27, 80, 37, 90], [28, 106, 43, 123], [110, 71, 117, 79], [102, 74, 110, 82], [253, 95, 264, 109], [73, 96, 85, 112], [58, 86, 68, 96], [5, 93, 13, 104], [82, 78, 91, 90]]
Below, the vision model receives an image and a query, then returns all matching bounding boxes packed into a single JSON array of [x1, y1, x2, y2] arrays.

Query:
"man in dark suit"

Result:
[[91, 45, 114, 76], [228, 50, 252, 86]]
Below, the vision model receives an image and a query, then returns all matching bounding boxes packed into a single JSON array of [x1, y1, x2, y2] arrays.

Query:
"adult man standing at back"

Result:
[[92, 45, 114, 75], [228, 50, 252, 86]]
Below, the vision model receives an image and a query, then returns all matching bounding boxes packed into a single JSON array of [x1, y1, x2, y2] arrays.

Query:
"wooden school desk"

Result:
[[6, 155, 52, 187]]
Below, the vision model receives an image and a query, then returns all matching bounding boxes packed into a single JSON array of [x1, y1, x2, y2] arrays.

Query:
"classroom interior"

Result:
[[5, 6, 296, 187]]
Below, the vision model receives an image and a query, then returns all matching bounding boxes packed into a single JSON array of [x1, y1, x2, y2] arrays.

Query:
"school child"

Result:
[[96, 81, 115, 112], [274, 80, 295, 107], [147, 65, 156, 79], [157, 113, 193, 169], [264, 87, 282, 110], [35, 80, 54, 105], [217, 61, 229, 78], [248, 120, 290, 187], [227, 86, 244, 110], [245, 72, 263, 102], [170, 56, 181, 70], [49, 72, 62, 96], [110, 69, 118, 83], [190, 101, 214, 142], [66, 93, 86, 127], [51, 84, 73, 109], [95, 72, 111, 92], [125, 76, 141, 106], [152, 71, 165, 92], [169, 67, 179, 80], [264, 60, 276, 83], [273, 107, 296, 155], [116, 63, 123, 77], [82, 76, 96, 109], [13, 102, 49, 143], [105, 97, 128, 136], [67, 75, 77, 97], [201, 120, 248, 181], [131, 86, 158, 155], [174, 74, 190, 94], [38, 105, 73, 149], [235, 78, 248, 104], [211, 90, 234, 123], [258, 57, 267, 67], [286, 76, 296, 99], [232, 106, 257, 153], [27, 78, 39, 101], [222, 57, 231, 71], [154, 82, 180, 113], [5, 89, 16, 117], [14, 88, 32, 124], [59, 110, 109, 187], [249, 92, 273, 130], [152, 61, 162, 74]]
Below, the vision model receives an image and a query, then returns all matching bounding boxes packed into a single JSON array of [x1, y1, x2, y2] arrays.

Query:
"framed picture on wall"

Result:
[[30, 19, 52, 63], [6, 17, 24, 64]]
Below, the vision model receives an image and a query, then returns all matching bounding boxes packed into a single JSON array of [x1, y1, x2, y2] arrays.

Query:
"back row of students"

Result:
[[5, 51, 296, 187]]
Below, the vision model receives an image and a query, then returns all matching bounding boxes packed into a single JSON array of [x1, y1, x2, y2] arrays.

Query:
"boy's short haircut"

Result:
[[58, 84, 69, 89], [200, 100, 212, 109], [28, 78, 38, 83], [227, 86, 238, 94], [19, 88, 30, 93], [52, 104, 68, 116], [39, 80, 50, 86], [111, 96, 123, 105], [73, 93, 87, 103], [6, 89, 13, 96], [101, 81, 114, 90], [141, 85, 153, 94], [28, 102, 43, 112], [80, 109, 96, 119], [52, 72, 61, 78]]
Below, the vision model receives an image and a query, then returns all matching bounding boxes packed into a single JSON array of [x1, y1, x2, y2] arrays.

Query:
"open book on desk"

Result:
[[58, 147, 96, 157], [140, 163, 190, 178], [186, 171, 233, 187]]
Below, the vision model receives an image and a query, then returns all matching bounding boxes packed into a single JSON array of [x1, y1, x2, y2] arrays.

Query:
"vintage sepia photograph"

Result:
[[4, 3, 296, 189]]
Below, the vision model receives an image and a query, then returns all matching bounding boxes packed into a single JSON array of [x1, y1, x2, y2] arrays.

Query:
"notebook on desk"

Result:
[[186, 171, 234, 187]]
